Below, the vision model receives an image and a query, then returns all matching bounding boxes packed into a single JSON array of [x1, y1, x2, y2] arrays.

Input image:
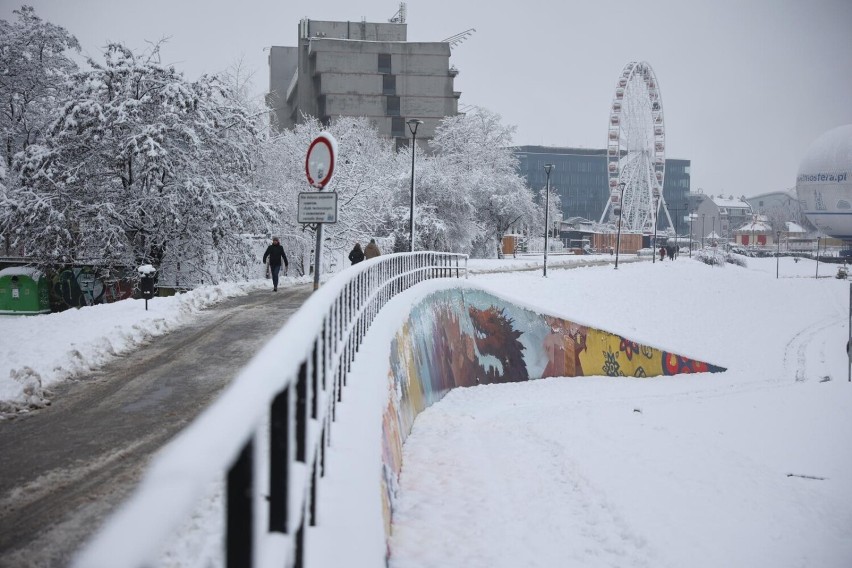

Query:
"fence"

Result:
[[73, 251, 468, 568]]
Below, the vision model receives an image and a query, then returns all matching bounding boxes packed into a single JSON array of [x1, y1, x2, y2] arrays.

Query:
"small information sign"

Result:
[[298, 192, 338, 224]]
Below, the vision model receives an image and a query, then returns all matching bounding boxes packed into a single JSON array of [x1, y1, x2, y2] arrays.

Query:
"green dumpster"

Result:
[[0, 267, 51, 315]]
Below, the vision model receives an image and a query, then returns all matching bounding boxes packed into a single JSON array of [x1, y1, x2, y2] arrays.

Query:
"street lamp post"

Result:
[[407, 118, 423, 253], [701, 214, 706, 248], [543, 164, 554, 277], [614, 182, 625, 269], [776, 230, 781, 278], [652, 188, 660, 264], [689, 209, 694, 257], [816, 237, 821, 279]]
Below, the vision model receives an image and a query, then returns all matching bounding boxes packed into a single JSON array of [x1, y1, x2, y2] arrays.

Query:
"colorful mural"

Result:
[[52, 267, 134, 309], [380, 287, 725, 549]]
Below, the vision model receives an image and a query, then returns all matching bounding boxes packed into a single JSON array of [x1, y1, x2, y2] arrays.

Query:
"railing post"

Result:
[[227, 439, 254, 568], [296, 362, 307, 462], [321, 319, 328, 391], [320, 427, 327, 477], [357, 274, 364, 347], [310, 456, 319, 526], [269, 389, 289, 533], [311, 341, 319, 419], [335, 297, 341, 355], [295, 519, 305, 568]]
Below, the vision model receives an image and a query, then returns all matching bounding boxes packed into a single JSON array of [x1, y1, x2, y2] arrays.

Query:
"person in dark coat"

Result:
[[659, 246, 666, 261], [364, 238, 381, 260], [262, 236, 288, 291], [348, 242, 365, 265]]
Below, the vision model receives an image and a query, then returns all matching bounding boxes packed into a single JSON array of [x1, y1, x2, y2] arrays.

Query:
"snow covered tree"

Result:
[[0, 5, 79, 256], [0, 5, 79, 170], [406, 107, 538, 257], [257, 115, 397, 274], [4, 42, 274, 282]]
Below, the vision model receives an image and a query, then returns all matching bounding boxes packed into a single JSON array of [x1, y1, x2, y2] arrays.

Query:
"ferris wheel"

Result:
[[599, 61, 673, 233]]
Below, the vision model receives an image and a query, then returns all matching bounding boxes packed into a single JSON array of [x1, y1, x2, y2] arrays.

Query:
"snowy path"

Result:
[[0, 284, 313, 567]]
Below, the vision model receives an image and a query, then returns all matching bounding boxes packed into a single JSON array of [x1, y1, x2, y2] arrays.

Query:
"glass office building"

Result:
[[514, 146, 690, 228]]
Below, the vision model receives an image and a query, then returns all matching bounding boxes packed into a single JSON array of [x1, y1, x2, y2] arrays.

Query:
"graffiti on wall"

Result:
[[380, 287, 725, 545], [53, 267, 134, 309]]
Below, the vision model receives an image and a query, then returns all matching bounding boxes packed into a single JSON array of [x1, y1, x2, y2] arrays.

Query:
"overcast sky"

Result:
[[3, 0, 851, 198]]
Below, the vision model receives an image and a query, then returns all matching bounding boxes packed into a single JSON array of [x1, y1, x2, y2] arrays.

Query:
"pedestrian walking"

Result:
[[348, 242, 365, 265], [364, 238, 381, 260], [262, 236, 289, 292], [659, 246, 666, 261]]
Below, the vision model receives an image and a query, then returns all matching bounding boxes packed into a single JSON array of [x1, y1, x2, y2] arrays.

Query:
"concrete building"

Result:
[[745, 190, 812, 233], [688, 192, 753, 245], [513, 146, 691, 228], [268, 14, 460, 148]]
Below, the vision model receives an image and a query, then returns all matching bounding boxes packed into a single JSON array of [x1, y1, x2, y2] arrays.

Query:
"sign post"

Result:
[[304, 132, 338, 291]]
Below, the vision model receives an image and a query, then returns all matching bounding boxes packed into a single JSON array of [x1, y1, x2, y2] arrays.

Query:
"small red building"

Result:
[[734, 216, 775, 247]]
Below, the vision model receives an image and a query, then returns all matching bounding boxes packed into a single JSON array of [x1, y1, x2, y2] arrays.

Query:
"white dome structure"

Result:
[[796, 124, 852, 240]]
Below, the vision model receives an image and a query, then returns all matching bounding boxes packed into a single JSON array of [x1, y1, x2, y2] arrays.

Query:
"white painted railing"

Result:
[[73, 251, 467, 568]]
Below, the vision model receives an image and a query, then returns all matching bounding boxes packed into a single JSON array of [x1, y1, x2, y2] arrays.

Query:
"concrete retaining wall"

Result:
[[379, 287, 725, 541]]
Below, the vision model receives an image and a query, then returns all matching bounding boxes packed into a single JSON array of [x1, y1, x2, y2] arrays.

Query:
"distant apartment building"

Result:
[[514, 146, 691, 228], [689, 193, 752, 243], [745, 190, 812, 232], [267, 14, 461, 148]]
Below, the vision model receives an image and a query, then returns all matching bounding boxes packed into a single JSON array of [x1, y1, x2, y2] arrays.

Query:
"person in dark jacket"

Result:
[[364, 238, 381, 260], [348, 242, 365, 265], [262, 236, 288, 291]]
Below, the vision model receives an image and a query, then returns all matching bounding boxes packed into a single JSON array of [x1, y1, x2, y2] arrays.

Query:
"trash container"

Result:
[[0, 267, 51, 315], [137, 264, 157, 310]]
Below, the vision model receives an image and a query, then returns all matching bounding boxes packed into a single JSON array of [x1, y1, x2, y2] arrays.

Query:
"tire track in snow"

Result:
[[782, 314, 845, 383]]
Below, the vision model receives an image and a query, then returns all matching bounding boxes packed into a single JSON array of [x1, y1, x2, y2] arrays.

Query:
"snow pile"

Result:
[[0, 279, 273, 416]]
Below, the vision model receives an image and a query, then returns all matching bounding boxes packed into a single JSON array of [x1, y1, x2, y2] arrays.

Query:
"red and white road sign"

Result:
[[305, 132, 338, 189]]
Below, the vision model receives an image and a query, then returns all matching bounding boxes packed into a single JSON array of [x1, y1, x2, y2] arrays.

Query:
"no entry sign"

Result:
[[305, 132, 337, 188]]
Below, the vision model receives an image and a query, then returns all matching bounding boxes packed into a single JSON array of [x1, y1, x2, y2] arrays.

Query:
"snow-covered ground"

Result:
[[4, 253, 852, 567], [388, 255, 852, 568], [0, 274, 312, 415]]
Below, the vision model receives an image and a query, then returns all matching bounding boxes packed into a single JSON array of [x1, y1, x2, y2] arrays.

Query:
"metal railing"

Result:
[[74, 251, 467, 568]]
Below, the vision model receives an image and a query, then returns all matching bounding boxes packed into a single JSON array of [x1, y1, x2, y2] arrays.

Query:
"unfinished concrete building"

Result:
[[267, 9, 461, 147]]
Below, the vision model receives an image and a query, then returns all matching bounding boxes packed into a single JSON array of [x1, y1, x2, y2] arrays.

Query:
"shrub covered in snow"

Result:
[[694, 248, 725, 266], [726, 253, 748, 267]]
